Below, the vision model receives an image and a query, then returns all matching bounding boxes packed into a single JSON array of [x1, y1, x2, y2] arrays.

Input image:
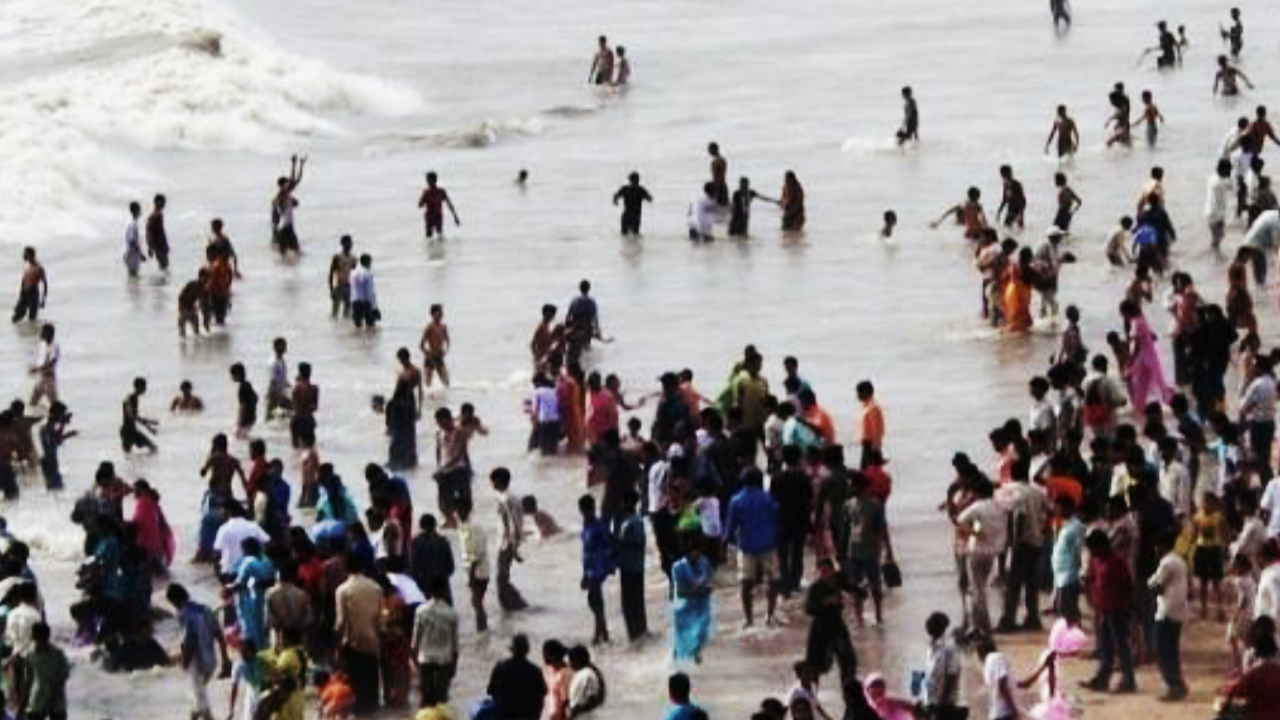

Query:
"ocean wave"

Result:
[[370, 118, 544, 152], [0, 0, 423, 243]]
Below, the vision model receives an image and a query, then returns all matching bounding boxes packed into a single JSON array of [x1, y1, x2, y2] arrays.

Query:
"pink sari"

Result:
[[1125, 314, 1173, 409]]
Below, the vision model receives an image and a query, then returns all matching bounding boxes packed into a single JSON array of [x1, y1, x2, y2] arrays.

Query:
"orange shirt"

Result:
[[860, 402, 884, 449], [806, 406, 836, 444]]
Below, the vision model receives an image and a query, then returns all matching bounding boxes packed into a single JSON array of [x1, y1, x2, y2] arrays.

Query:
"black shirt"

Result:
[[771, 468, 813, 534], [487, 656, 547, 720], [410, 533, 455, 590], [615, 185, 652, 216]]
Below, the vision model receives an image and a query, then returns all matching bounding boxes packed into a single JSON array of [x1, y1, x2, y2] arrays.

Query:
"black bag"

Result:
[[882, 559, 903, 588]]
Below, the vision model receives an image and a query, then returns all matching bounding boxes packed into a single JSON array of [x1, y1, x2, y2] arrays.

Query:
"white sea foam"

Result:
[[0, 0, 422, 244]]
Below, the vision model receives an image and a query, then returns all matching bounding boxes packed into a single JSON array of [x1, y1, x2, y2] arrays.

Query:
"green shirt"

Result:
[[25, 645, 69, 714]]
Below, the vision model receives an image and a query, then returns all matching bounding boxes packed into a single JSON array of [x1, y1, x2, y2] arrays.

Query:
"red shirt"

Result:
[[1087, 553, 1133, 612], [862, 465, 893, 504], [1227, 663, 1280, 720]]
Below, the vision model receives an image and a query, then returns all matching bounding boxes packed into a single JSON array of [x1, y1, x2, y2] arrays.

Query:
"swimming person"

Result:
[[896, 87, 919, 146], [1214, 56, 1253, 97]]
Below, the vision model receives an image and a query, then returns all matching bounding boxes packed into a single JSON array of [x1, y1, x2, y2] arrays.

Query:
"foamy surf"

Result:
[[0, 0, 422, 244]]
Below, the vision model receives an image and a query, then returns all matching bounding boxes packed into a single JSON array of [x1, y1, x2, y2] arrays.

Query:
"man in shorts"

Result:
[[328, 235, 357, 318], [418, 172, 461, 240], [419, 304, 451, 388], [12, 247, 48, 324], [724, 467, 781, 627]]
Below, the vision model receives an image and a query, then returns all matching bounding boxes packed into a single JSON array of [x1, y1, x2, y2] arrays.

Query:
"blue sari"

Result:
[[233, 555, 276, 649], [671, 555, 713, 662]]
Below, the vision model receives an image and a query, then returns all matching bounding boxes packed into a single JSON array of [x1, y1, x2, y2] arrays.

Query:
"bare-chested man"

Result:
[[11, 247, 47, 324], [145, 194, 170, 271], [397, 348, 424, 416], [1214, 55, 1253, 97], [272, 155, 306, 255], [328, 235, 356, 318], [419, 304, 452, 388], [708, 142, 729, 206], [588, 35, 614, 85], [530, 304, 560, 372], [1044, 105, 1080, 159], [418, 172, 461, 240], [177, 270, 209, 338]]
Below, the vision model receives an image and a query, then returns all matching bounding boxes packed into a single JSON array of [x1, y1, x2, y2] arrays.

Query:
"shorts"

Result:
[[738, 550, 779, 585], [425, 213, 444, 236], [276, 225, 299, 252], [468, 566, 490, 592], [1194, 546, 1225, 581], [424, 351, 446, 371], [845, 557, 883, 593], [238, 406, 257, 430], [621, 211, 641, 235], [1053, 208, 1073, 231]]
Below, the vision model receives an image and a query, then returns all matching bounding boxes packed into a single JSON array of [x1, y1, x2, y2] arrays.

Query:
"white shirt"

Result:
[[925, 637, 962, 706], [4, 603, 41, 657], [1254, 563, 1280, 620], [696, 497, 722, 537], [1245, 210, 1280, 251], [982, 652, 1015, 720], [533, 386, 560, 423], [32, 341, 59, 378], [647, 460, 670, 514], [1206, 174, 1233, 223], [458, 521, 489, 581], [350, 266, 376, 305], [1261, 479, 1280, 537], [388, 572, 427, 606], [1240, 374, 1277, 423], [268, 356, 289, 393], [212, 517, 271, 575], [687, 196, 722, 237], [568, 667, 602, 714], [1148, 552, 1189, 623], [124, 219, 142, 255], [1233, 517, 1267, 564], [1158, 461, 1192, 518], [1028, 399, 1055, 433], [957, 499, 1008, 557]]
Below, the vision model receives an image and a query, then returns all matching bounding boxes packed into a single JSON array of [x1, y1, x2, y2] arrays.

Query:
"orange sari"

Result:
[[1003, 266, 1032, 332]]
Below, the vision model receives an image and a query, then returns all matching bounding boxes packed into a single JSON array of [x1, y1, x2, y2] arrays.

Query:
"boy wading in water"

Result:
[[419, 304, 451, 388], [418, 172, 461, 240], [613, 172, 653, 237]]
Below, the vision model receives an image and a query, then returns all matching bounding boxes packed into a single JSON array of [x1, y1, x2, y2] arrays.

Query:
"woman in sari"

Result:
[[1003, 247, 1035, 332], [1120, 299, 1173, 409], [130, 479, 174, 574], [558, 363, 586, 455], [385, 378, 418, 471], [781, 171, 806, 232], [671, 532, 713, 663], [230, 537, 275, 651]]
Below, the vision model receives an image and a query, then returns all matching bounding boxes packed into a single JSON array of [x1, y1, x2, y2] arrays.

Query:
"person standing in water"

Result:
[[11, 247, 48, 324], [146, 193, 170, 271], [418, 172, 461, 240], [728, 177, 775, 237], [588, 36, 613, 85], [1220, 8, 1243, 60], [124, 201, 145, 277], [896, 86, 919, 146], [1137, 91, 1165, 148], [1214, 56, 1253, 97], [1106, 83, 1132, 148], [780, 171, 806, 232], [1044, 105, 1080, 159], [1052, 173, 1083, 231], [328, 235, 357, 318], [613, 172, 653, 237], [708, 143, 729, 206], [612, 46, 630, 87], [997, 166, 1027, 230], [350, 254, 379, 329], [272, 154, 305, 255], [1148, 21, 1181, 70], [932, 187, 987, 240], [1050, 0, 1071, 27], [419, 304, 451, 388]]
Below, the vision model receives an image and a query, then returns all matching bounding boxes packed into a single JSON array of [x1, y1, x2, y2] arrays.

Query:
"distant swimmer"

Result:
[[613, 46, 630, 87], [124, 202, 145, 277], [1105, 83, 1132, 147], [1053, 172, 1083, 231], [728, 177, 776, 238], [1050, 0, 1070, 27], [418, 171, 461, 240], [1214, 56, 1253, 97], [145, 193, 170, 271], [1177, 25, 1189, 59], [1044, 105, 1080, 159], [896, 86, 919, 146], [779, 171, 806, 232], [171, 380, 205, 413], [708, 143, 729, 206], [419, 304, 451, 388], [997, 165, 1027, 230], [515, 169, 529, 188], [1220, 8, 1243, 59], [588, 35, 613, 85], [1136, 90, 1165, 148], [612, 171, 653, 236], [272, 154, 305, 255], [930, 186, 987, 240], [328, 235, 356, 318], [880, 210, 897, 239], [11, 247, 47, 324]]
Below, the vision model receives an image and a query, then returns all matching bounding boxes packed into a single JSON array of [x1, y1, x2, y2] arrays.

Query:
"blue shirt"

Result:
[[581, 519, 615, 584], [667, 703, 702, 720], [1052, 517, 1085, 588], [179, 602, 220, 676], [616, 513, 646, 574], [724, 485, 780, 554]]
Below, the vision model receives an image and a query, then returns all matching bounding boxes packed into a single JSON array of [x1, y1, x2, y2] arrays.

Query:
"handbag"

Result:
[[882, 558, 903, 588]]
